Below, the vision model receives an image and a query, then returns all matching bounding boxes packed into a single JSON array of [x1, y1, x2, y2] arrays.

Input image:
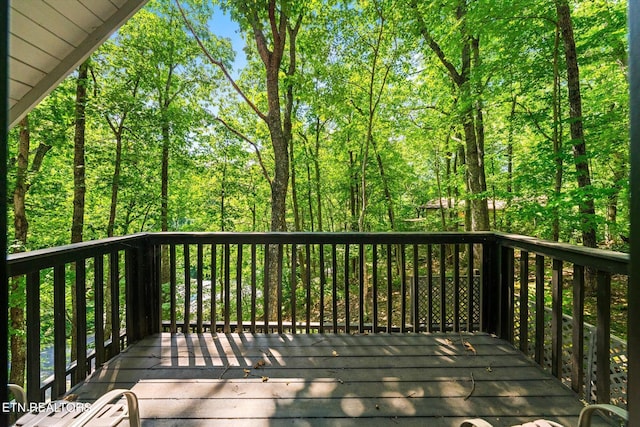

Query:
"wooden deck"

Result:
[[67, 332, 601, 427]]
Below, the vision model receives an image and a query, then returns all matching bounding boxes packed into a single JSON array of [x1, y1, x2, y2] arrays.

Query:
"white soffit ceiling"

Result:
[[8, 0, 149, 129]]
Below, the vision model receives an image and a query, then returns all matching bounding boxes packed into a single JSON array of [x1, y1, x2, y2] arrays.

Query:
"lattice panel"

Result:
[[514, 299, 627, 409], [413, 276, 480, 331]]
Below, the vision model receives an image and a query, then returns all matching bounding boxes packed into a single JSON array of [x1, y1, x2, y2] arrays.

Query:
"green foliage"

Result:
[[7, 0, 630, 249]]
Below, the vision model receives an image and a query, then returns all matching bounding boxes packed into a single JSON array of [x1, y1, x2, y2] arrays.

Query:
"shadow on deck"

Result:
[[67, 332, 603, 427]]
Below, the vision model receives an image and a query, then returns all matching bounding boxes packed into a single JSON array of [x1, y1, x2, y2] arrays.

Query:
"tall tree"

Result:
[[70, 60, 90, 381], [410, 0, 490, 231], [554, 0, 597, 251], [71, 60, 89, 244], [179, 0, 304, 232], [9, 117, 30, 387]]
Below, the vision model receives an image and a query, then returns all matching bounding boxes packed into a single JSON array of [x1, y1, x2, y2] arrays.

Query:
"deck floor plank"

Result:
[[67, 332, 604, 427]]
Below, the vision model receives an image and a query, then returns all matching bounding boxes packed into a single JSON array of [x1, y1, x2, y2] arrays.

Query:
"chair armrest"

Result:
[[68, 389, 140, 427], [578, 404, 628, 427]]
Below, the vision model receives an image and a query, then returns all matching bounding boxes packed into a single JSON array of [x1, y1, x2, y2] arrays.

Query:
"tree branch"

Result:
[[215, 116, 272, 186], [175, 0, 268, 122], [409, 0, 463, 86]]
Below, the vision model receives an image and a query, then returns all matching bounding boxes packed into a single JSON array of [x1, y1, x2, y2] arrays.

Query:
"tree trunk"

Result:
[[290, 133, 302, 231], [71, 60, 88, 244], [349, 150, 358, 231], [552, 25, 563, 242], [161, 119, 170, 232], [506, 95, 516, 233], [305, 152, 315, 231], [107, 133, 123, 238], [411, 0, 489, 231], [71, 60, 89, 369], [372, 139, 396, 230], [10, 116, 30, 387], [555, 0, 597, 248], [314, 117, 324, 231]]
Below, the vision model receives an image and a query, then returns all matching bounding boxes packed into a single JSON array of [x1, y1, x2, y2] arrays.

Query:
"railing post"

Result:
[[126, 239, 155, 343], [481, 239, 500, 335]]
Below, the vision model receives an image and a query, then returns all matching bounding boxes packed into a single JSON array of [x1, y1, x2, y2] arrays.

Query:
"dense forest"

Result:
[[5, 0, 630, 386], [7, 0, 629, 250]]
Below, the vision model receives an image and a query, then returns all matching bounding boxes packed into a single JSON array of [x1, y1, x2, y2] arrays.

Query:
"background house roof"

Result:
[[8, 0, 148, 129]]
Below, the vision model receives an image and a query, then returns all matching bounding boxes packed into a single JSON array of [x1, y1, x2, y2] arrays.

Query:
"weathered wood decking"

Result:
[[68, 333, 599, 426]]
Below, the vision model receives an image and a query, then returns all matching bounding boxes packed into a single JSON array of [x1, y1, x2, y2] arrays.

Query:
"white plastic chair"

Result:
[[11, 387, 140, 427], [461, 403, 628, 427]]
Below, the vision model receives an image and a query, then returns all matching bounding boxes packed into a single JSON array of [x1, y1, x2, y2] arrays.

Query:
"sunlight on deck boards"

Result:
[[68, 332, 604, 427]]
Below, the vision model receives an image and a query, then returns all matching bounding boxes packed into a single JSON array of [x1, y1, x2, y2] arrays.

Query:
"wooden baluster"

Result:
[[306, 244, 312, 334], [170, 245, 176, 333], [427, 245, 433, 333], [53, 264, 66, 398], [519, 251, 529, 355], [535, 255, 545, 365], [291, 243, 297, 333], [26, 271, 42, 402], [400, 245, 407, 333], [387, 244, 393, 333], [453, 244, 460, 333], [344, 244, 350, 333], [571, 264, 585, 395], [264, 244, 270, 332], [412, 244, 419, 333], [467, 243, 474, 332], [277, 244, 284, 334], [439, 244, 446, 332], [251, 244, 257, 333], [224, 243, 230, 333], [551, 258, 563, 378], [332, 244, 338, 333], [75, 259, 87, 384], [197, 244, 204, 333], [94, 256, 105, 367], [319, 244, 326, 333], [596, 270, 611, 403], [236, 244, 243, 332], [359, 243, 365, 333], [210, 244, 216, 333], [372, 244, 378, 333]]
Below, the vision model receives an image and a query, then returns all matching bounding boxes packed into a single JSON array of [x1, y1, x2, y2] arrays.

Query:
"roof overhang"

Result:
[[8, 0, 149, 129]]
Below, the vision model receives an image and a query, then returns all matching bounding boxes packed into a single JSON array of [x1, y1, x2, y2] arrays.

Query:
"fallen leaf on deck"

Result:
[[332, 350, 339, 357], [243, 369, 251, 378], [262, 376, 269, 382], [254, 360, 266, 369], [463, 341, 477, 355]]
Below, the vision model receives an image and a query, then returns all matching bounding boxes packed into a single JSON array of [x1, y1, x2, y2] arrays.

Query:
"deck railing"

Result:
[[6, 232, 629, 409]]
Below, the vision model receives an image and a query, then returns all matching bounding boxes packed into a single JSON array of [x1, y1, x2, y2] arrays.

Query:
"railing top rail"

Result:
[[494, 232, 629, 275], [145, 231, 496, 245], [6, 231, 629, 276], [7, 233, 147, 276]]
